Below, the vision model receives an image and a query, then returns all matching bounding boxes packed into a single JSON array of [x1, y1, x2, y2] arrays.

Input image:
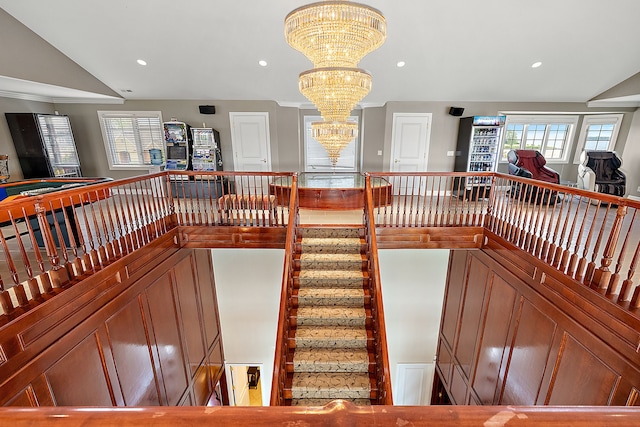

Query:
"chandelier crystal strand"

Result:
[[285, 1, 386, 163], [311, 121, 359, 165], [299, 67, 372, 122], [284, 1, 386, 67]]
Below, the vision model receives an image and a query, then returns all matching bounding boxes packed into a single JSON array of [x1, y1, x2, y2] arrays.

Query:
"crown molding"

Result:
[[0, 90, 54, 103], [52, 96, 125, 104]]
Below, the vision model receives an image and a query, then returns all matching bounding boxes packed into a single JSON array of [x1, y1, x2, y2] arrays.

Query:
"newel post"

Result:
[[592, 204, 627, 288]]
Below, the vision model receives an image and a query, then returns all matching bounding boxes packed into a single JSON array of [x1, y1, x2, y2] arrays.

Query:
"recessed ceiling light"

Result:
[[258, 60, 268, 67], [396, 61, 406, 68], [531, 61, 542, 68], [137, 59, 147, 66]]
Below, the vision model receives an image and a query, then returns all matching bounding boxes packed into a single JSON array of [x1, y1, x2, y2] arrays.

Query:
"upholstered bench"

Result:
[[217, 194, 278, 224]]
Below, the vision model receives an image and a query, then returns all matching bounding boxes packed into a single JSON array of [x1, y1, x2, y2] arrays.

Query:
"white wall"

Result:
[[379, 249, 450, 405], [212, 248, 284, 406]]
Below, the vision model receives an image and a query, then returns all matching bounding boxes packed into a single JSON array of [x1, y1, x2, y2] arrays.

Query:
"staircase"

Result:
[[285, 226, 377, 406]]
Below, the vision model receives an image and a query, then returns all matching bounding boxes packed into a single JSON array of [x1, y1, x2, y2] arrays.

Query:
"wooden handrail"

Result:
[[1, 402, 639, 426], [364, 174, 393, 404], [270, 173, 298, 405]]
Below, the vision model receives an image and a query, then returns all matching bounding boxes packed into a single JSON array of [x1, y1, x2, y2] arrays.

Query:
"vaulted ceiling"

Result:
[[1, 0, 639, 106]]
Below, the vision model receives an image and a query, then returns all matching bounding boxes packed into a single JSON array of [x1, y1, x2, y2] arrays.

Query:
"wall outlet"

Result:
[[637, 186, 640, 193], [377, 150, 383, 156]]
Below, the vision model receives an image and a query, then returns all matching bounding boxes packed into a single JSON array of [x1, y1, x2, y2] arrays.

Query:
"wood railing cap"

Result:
[[1, 403, 640, 426]]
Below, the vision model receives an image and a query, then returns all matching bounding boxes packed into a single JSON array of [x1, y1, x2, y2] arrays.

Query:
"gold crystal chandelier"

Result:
[[285, 0, 386, 164]]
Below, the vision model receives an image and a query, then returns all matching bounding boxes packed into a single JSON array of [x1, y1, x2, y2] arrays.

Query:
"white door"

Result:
[[228, 365, 251, 406], [229, 112, 272, 172], [390, 113, 432, 195], [394, 363, 435, 405], [390, 113, 431, 172]]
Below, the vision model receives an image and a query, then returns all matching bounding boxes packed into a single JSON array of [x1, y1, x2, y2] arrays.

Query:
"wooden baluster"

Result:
[[423, 176, 433, 227], [515, 181, 534, 247], [584, 203, 612, 286], [86, 190, 108, 265], [620, 239, 640, 306], [524, 188, 542, 254], [575, 199, 602, 282], [409, 175, 418, 226], [566, 197, 592, 278], [34, 199, 60, 274], [444, 176, 453, 226], [77, 192, 100, 270], [136, 180, 152, 242], [492, 176, 506, 234], [127, 182, 144, 249], [101, 188, 121, 260], [433, 176, 443, 227], [7, 209, 43, 299], [607, 208, 636, 297], [551, 193, 573, 268], [0, 225, 20, 287], [0, 270, 14, 315], [114, 186, 133, 255], [539, 191, 560, 262], [592, 204, 627, 289], [173, 177, 184, 226], [203, 175, 213, 226], [506, 180, 523, 242], [545, 191, 564, 264], [132, 180, 149, 241], [558, 190, 580, 272], [95, 189, 116, 261], [137, 180, 155, 240], [45, 198, 71, 287]]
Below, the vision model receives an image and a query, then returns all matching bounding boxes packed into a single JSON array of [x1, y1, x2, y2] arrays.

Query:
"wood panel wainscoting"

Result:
[[434, 236, 640, 407], [0, 241, 225, 408]]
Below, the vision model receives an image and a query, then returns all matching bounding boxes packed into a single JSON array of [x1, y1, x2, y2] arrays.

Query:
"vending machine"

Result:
[[163, 120, 191, 171], [191, 127, 223, 172], [454, 115, 506, 198]]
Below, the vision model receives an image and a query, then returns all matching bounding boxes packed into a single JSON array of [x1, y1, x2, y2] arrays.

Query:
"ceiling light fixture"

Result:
[[531, 61, 542, 68], [285, 0, 386, 164], [136, 59, 147, 66], [397, 61, 406, 68], [259, 60, 268, 67]]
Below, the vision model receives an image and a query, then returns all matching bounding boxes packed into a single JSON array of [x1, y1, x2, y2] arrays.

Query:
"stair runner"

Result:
[[288, 226, 375, 406]]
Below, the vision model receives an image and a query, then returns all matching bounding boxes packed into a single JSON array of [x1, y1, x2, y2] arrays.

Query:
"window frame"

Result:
[[499, 115, 579, 164], [572, 114, 624, 163], [97, 110, 165, 170]]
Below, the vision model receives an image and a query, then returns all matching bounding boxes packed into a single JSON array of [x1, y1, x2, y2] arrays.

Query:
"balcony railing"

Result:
[[368, 172, 640, 311], [0, 171, 294, 317]]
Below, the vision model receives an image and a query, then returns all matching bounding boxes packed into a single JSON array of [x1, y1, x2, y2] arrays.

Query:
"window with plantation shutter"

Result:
[[37, 114, 82, 177], [98, 111, 164, 169]]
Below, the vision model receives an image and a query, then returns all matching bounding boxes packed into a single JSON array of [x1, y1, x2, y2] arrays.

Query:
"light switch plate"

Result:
[[377, 150, 383, 156]]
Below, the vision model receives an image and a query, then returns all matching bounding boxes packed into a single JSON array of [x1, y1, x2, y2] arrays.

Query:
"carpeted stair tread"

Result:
[[301, 237, 362, 254], [297, 288, 365, 306], [293, 348, 370, 372], [291, 398, 371, 406], [294, 325, 367, 348], [296, 306, 366, 326], [296, 271, 366, 288], [291, 372, 371, 399], [300, 253, 364, 270], [300, 228, 362, 238]]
